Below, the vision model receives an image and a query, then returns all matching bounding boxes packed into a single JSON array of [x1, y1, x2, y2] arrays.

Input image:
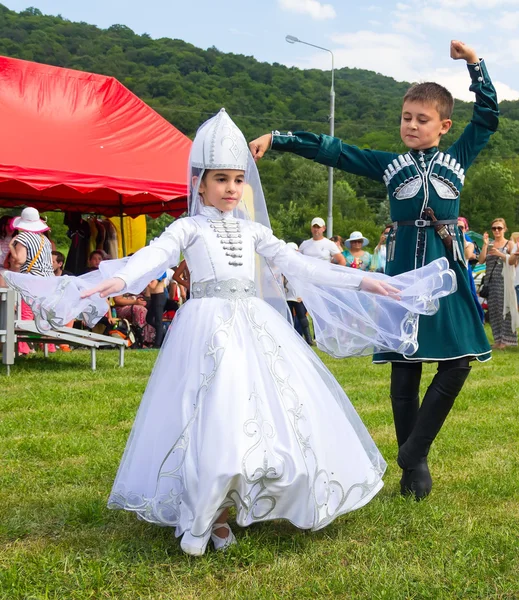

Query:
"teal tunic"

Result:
[[272, 61, 498, 363]]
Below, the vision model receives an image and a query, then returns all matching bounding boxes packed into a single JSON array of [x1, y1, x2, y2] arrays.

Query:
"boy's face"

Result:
[[89, 253, 103, 268], [400, 100, 452, 150], [52, 255, 62, 272], [198, 170, 245, 213]]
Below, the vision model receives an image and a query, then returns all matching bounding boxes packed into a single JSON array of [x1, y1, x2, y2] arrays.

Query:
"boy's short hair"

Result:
[[51, 250, 65, 265], [403, 82, 454, 120]]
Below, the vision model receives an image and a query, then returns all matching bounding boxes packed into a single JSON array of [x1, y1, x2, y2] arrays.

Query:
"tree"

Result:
[[461, 162, 519, 232]]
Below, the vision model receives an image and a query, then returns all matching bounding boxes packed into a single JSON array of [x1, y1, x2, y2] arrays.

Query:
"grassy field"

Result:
[[1, 341, 518, 600]]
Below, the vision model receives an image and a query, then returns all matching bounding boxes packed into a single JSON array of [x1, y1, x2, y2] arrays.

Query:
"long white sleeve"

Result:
[[108, 218, 197, 294]]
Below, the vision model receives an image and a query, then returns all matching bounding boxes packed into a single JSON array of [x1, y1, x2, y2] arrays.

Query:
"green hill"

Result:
[[0, 4, 518, 243]]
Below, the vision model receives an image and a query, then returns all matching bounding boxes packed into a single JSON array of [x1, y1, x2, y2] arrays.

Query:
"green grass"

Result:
[[1, 342, 518, 600]]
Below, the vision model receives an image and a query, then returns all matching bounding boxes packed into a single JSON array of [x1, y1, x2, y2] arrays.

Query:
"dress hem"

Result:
[[373, 350, 492, 364], [106, 479, 385, 534]]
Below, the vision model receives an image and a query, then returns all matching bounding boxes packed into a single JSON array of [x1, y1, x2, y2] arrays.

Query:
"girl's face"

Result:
[[198, 170, 245, 213]]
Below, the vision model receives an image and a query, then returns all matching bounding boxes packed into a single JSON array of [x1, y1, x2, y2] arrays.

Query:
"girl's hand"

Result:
[[81, 277, 125, 299], [483, 232, 489, 244], [360, 277, 401, 299], [249, 134, 272, 161]]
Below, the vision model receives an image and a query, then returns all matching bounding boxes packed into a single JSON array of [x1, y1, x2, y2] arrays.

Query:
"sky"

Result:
[[4, 0, 519, 101]]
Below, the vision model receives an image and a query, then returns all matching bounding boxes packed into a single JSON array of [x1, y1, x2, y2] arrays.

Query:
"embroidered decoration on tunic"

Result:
[[429, 152, 464, 199], [382, 154, 423, 200]]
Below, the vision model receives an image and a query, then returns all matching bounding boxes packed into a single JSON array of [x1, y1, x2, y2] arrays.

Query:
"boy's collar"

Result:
[[409, 146, 438, 157]]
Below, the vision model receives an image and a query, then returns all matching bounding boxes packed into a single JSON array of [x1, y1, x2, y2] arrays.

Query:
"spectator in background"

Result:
[[372, 225, 392, 273], [51, 250, 74, 277], [458, 217, 484, 323], [7, 207, 56, 353], [343, 231, 372, 271], [299, 217, 346, 265], [173, 259, 191, 302], [8, 208, 53, 277], [283, 242, 314, 346], [0, 215, 14, 269], [330, 235, 344, 252], [146, 274, 168, 348], [511, 232, 519, 307], [479, 218, 518, 348], [87, 250, 105, 272], [113, 291, 155, 348]]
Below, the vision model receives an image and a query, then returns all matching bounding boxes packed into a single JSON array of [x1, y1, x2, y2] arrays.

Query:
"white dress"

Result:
[[106, 205, 386, 538]]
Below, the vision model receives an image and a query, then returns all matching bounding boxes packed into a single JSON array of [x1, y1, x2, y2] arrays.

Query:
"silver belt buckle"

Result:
[[415, 219, 428, 227]]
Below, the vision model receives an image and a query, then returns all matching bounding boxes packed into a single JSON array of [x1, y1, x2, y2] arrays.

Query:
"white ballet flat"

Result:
[[180, 529, 211, 556], [211, 522, 236, 551]]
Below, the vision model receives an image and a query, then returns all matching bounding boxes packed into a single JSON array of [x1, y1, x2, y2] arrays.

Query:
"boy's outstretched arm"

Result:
[[249, 129, 394, 183], [447, 40, 499, 167]]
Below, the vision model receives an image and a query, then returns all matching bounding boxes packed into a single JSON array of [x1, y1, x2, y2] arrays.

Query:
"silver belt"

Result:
[[191, 279, 256, 300]]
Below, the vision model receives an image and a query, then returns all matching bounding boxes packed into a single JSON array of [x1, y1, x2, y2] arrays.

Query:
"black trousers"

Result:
[[390, 357, 471, 465], [146, 293, 167, 347], [288, 300, 313, 344]]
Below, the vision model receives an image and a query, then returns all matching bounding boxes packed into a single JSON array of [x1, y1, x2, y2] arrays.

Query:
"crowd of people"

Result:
[[0, 207, 188, 350]]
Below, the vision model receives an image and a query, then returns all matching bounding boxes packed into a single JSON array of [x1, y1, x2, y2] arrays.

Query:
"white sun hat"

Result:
[[345, 231, 369, 248], [12, 207, 50, 233]]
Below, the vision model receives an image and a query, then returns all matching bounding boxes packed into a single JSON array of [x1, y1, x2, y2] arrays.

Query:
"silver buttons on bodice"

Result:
[[208, 218, 244, 267], [418, 151, 427, 171]]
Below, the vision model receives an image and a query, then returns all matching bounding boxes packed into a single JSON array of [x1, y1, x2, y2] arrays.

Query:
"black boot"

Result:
[[398, 364, 471, 500], [390, 362, 422, 496]]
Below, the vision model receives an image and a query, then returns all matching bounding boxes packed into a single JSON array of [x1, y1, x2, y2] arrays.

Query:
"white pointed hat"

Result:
[[190, 108, 248, 171]]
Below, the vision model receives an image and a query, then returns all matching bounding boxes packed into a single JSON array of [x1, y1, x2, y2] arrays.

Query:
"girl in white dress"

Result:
[[2, 110, 457, 556]]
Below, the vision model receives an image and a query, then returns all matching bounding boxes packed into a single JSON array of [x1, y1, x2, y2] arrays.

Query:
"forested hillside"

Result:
[[0, 4, 518, 245]]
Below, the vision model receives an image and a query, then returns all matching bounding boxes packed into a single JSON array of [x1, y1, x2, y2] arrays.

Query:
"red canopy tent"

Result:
[[0, 56, 191, 218]]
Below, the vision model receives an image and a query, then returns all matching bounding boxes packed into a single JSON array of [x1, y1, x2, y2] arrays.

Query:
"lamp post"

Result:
[[286, 35, 335, 236]]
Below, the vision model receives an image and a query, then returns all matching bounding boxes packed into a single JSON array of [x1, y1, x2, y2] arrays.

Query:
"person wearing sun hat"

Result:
[[343, 231, 373, 271], [8, 207, 53, 277], [1, 207, 57, 352]]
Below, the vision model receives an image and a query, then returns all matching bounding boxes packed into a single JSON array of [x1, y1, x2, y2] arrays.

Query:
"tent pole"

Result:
[[119, 195, 127, 257]]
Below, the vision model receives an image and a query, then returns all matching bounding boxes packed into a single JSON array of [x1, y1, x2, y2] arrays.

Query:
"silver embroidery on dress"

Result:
[[108, 303, 238, 531], [234, 302, 382, 529], [227, 386, 283, 520]]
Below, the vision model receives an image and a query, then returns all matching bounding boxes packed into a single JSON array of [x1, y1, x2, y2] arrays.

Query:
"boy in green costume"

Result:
[[250, 40, 498, 500]]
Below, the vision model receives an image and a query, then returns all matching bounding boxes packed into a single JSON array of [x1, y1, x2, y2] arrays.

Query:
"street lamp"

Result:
[[286, 35, 335, 236]]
